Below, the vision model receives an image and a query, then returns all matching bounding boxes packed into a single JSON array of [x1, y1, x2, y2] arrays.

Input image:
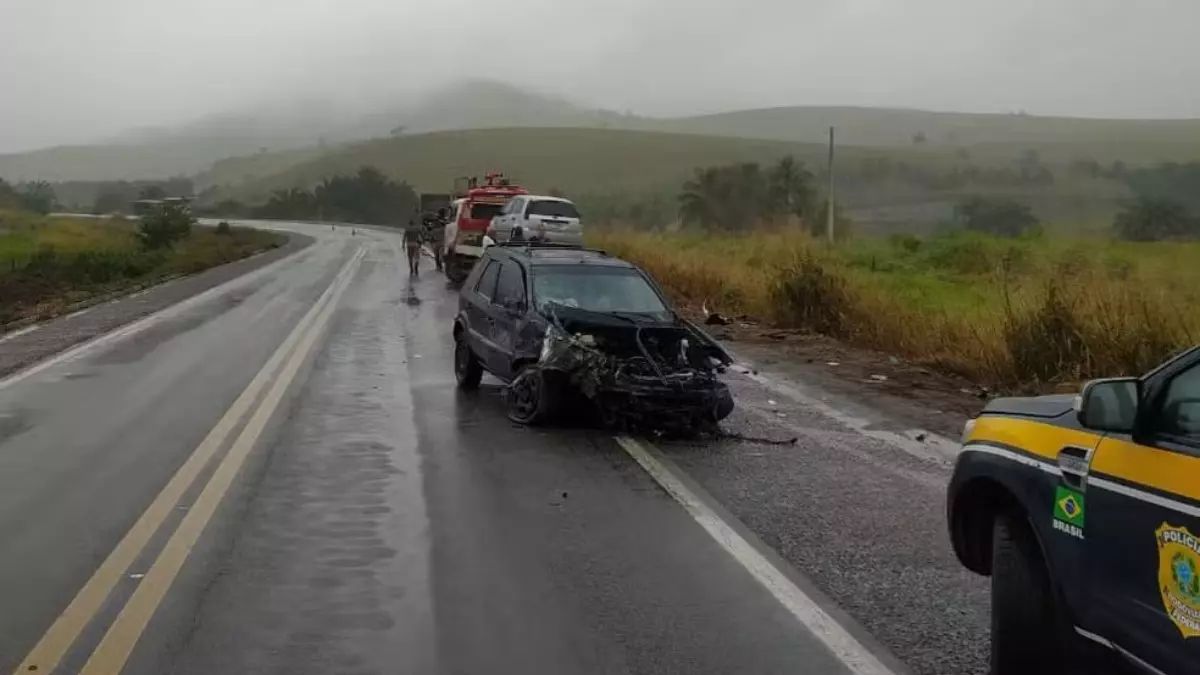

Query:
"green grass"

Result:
[[212, 127, 852, 200], [0, 211, 284, 326], [589, 226, 1200, 390]]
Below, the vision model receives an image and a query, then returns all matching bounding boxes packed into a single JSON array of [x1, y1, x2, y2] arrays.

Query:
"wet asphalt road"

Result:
[[0, 222, 987, 675]]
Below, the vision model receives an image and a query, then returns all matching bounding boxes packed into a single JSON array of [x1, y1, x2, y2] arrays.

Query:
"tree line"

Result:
[[674, 156, 833, 233], [0, 179, 56, 214], [213, 167, 419, 225]]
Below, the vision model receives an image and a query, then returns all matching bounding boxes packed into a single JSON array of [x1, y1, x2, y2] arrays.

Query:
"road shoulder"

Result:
[[0, 232, 313, 379]]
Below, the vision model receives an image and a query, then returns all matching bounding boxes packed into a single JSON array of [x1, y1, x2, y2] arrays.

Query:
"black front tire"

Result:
[[507, 365, 555, 425], [991, 513, 1066, 674], [454, 338, 483, 390]]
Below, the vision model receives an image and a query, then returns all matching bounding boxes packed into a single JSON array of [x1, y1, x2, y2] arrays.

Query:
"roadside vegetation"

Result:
[[0, 208, 284, 328], [591, 226, 1199, 391], [589, 161, 1200, 392]]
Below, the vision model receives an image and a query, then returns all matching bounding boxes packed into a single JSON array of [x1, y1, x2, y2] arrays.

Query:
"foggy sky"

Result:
[[2, 0, 1199, 152]]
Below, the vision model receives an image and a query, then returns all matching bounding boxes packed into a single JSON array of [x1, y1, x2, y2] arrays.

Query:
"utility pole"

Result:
[[826, 126, 836, 242]]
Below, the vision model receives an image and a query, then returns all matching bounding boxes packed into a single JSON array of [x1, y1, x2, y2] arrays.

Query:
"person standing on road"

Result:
[[403, 219, 422, 276]]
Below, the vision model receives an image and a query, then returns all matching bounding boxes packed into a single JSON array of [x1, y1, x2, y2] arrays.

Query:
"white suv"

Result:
[[486, 195, 583, 246]]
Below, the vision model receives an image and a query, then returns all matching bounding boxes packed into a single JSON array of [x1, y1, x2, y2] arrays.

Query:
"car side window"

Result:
[[1153, 363, 1200, 443], [494, 262, 526, 309], [475, 260, 501, 302]]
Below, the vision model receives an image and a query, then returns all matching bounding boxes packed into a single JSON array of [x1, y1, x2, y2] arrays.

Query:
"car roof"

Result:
[[489, 245, 636, 269], [520, 195, 575, 204]]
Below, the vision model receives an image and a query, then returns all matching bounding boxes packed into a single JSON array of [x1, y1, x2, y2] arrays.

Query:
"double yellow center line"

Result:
[[14, 246, 365, 675]]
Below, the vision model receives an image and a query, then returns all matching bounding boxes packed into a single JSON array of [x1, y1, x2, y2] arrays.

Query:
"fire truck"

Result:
[[441, 172, 528, 283]]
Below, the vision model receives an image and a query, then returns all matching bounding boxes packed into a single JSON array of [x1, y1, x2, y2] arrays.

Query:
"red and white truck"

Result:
[[440, 172, 528, 283]]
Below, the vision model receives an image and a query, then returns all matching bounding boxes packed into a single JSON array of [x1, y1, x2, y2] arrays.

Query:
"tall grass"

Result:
[[0, 211, 283, 326], [590, 226, 1199, 391]]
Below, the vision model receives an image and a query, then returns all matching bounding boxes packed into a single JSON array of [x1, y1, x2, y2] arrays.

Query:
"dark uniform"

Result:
[[402, 221, 422, 276], [948, 345, 1200, 674]]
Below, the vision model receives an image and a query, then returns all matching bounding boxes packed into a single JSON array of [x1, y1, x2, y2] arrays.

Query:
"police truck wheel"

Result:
[[454, 339, 483, 390], [990, 513, 1066, 674]]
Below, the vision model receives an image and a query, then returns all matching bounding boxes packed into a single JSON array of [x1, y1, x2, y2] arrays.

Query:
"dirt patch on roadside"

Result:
[[698, 315, 990, 439]]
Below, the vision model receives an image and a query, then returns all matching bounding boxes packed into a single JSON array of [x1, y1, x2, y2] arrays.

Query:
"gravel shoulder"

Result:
[[655, 363, 990, 675], [0, 232, 313, 379]]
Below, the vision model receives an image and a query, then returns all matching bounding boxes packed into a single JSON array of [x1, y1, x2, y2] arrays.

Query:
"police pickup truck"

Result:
[[949, 346, 1200, 675]]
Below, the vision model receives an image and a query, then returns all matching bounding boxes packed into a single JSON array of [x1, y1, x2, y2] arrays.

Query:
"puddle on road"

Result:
[[0, 409, 32, 444]]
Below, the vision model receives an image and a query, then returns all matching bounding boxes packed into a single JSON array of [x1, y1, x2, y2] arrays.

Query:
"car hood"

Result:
[[982, 393, 1077, 419]]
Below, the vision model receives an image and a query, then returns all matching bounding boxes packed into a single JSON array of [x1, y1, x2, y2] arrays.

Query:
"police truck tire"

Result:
[[991, 513, 1066, 674]]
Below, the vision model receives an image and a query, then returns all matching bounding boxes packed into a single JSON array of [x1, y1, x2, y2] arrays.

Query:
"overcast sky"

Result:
[[2, 0, 1198, 152]]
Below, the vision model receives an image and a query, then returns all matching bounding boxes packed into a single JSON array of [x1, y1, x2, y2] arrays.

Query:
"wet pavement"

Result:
[[0, 222, 986, 675]]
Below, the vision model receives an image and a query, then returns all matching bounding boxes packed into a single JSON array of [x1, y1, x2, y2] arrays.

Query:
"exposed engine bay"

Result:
[[535, 305, 735, 434]]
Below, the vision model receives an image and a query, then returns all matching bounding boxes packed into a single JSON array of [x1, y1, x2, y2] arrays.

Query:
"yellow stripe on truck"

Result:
[[967, 416, 1103, 462], [1091, 437, 1200, 504]]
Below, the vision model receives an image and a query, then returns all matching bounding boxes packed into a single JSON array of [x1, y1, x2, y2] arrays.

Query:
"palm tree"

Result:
[[767, 155, 816, 220], [678, 167, 723, 227]]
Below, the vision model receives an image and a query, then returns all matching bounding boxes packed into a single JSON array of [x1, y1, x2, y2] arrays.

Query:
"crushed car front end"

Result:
[[536, 308, 734, 434]]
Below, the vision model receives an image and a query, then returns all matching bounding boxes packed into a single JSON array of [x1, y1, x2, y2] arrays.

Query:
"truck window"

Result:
[[1155, 364, 1200, 442], [470, 203, 504, 220], [475, 260, 501, 302]]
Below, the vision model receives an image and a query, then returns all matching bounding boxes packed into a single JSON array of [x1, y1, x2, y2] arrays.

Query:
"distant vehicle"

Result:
[[132, 197, 190, 217], [451, 242, 734, 433], [948, 345, 1200, 675], [441, 173, 528, 283], [485, 195, 583, 247]]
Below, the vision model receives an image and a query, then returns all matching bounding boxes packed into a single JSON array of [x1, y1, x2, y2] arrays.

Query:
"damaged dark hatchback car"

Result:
[[452, 243, 735, 433]]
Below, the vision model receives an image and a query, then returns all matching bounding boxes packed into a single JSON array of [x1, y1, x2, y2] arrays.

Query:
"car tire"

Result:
[[507, 365, 554, 425], [454, 337, 483, 390], [991, 512, 1066, 675]]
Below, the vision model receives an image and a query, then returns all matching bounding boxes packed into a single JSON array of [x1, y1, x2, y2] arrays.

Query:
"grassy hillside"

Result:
[[215, 127, 858, 200], [6, 78, 1200, 184], [662, 107, 1200, 163], [0, 137, 328, 183]]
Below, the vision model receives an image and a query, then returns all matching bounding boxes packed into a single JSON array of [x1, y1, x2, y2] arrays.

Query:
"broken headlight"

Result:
[[541, 323, 566, 363]]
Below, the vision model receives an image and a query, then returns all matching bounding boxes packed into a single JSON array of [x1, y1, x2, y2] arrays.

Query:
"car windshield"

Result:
[[527, 200, 580, 219], [532, 266, 670, 318], [469, 202, 504, 220]]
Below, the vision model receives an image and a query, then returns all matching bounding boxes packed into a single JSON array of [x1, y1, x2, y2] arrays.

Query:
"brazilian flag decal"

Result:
[[1054, 485, 1085, 528]]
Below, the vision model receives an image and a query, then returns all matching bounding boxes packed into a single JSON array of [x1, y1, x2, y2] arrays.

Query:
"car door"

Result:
[[466, 259, 502, 368], [1086, 354, 1200, 673], [484, 259, 529, 380]]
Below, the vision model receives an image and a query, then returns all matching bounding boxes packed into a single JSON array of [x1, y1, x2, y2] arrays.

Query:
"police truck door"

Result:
[[1086, 356, 1200, 673]]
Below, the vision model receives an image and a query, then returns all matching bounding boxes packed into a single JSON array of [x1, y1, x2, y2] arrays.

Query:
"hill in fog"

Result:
[[5, 80, 1200, 184]]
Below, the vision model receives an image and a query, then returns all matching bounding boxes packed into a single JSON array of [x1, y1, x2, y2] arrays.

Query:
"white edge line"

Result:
[[0, 232, 310, 391], [0, 324, 41, 345], [615, 435, 896, 675], [730, 364, 961, 461]]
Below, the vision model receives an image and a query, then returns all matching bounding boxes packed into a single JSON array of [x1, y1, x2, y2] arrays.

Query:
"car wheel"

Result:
[[454, 337, 483, 390], [991, 512, 1067, 674], [507, 365, 553, 425]]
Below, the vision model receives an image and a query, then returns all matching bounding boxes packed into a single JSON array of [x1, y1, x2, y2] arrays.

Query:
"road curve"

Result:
[[0, 221, 965, 675]]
